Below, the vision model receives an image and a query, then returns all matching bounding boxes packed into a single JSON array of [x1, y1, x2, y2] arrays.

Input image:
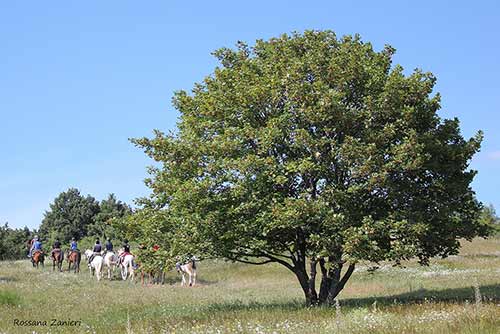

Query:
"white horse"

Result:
[[103, 251, 119, 280], [118, 249, 135, 281], [176, 257, 197, 287], [84, 249, 104, 281]]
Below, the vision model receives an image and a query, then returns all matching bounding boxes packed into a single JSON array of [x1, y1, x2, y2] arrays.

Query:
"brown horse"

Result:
[[66, 250, 81, 273], [32, 250, 44, 268], [51, 249, 63, 272], [140, 264, 165, 286]]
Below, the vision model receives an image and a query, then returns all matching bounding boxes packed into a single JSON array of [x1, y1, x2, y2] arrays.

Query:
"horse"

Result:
[[51, 248, 64, 272], [66, 250, 81, 273], [117, 249, 135, 282], [140, 264, 165, 286], [103, 251, 119, 280], [84, 249, 103, 281], [176, 257, 197, 287], [31, 250, 44, 268]]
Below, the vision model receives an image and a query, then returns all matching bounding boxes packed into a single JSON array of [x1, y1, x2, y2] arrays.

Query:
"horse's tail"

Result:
[[191, 258, 196, 270], [96, 259, 103, 281]]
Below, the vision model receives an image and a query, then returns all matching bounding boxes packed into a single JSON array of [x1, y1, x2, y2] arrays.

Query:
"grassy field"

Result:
[[0, 238, 499, 334]]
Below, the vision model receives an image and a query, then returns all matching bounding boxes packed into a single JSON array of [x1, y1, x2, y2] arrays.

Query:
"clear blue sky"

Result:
[[1, 1, 499, 229]]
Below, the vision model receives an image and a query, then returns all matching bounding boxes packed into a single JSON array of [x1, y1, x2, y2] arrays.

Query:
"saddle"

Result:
[[51, 248, 62, 259]]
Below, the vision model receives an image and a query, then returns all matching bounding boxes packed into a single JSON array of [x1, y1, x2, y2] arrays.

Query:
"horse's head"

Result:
[[84, 249, 93, 259]]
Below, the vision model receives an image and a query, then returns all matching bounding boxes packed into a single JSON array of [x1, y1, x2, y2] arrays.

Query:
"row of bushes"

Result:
[[0, 224, 33, 260]]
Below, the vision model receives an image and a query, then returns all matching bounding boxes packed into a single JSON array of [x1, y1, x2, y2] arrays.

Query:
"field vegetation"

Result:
[[0, 237, 498, 333]]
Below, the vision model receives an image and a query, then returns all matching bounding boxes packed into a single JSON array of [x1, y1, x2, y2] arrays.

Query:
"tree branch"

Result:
[[226, 256, 274, 266]]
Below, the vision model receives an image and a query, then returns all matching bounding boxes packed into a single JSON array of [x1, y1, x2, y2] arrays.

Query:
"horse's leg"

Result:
[[97, 263, 102, 281], [192, 271, 196, 286], [130, 264, 135, 283], [121, 265, 127, 281], [181, 273, 186, 286]]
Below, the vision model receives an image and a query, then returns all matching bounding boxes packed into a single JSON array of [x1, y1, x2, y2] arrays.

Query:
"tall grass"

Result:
[[0, 237, 499, 333], [0, 290, 21, 306]]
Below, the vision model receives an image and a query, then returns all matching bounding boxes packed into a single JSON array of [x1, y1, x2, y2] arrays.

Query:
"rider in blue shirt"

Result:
[[33, 237, 42, 252], [70, 237, 78, 252]]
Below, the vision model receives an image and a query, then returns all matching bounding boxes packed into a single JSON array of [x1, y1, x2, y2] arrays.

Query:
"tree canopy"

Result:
[[131, 30, 490, 305], [88, 193, 132, 239], [39, 188, 130, 245]]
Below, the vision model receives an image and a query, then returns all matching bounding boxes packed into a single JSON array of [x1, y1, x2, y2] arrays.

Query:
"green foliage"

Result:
[[131, 30, 488, 304], [480, 204, 499, 235], [39, 188, 100, 244], [87, 193, 132, 240], [0, 223, 34, 260], [38, 188, 131, 249]]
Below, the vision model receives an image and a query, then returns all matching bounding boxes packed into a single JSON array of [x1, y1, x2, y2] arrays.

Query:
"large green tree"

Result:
[[39, 188, 100, 243], [132, 31, 490, 305], [87, 193, 132, 240]]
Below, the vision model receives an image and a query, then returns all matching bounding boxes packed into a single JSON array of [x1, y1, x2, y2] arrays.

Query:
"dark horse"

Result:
[[66, 250, 81, 273], [51, 249, 64, 272], [32, 250, 44, 268]]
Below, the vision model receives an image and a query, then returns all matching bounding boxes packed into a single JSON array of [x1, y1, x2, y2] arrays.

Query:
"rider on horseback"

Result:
[[123, 239, 130, 253], [32, 236, 43, 255], [51, 238, 62, 260], [105, 238, 113, 254], [88, 238, 102, 264], [70, 237, 79, 252], [118, 239, 135, 267], [28, 235, 38, 258]]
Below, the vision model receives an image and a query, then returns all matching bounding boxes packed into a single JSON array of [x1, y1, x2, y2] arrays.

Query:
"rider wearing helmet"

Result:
[[105, 238, 113, 253], [123, 239, 130, 253], [88, 238, 102, 264], [28, 235, 38, 258], [118, 239, 131, 265], [51, 238, 62, 260], [70, 237, 79, 252], [33, 236, 42, 254]]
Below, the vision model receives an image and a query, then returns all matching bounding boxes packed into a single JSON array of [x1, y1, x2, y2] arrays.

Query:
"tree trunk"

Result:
[[295, 267, 318, 306], [317, 256, 356, 305], [328, 263, 355, 302], [318, 258, 331, 303], [308, 258, 318, 305]]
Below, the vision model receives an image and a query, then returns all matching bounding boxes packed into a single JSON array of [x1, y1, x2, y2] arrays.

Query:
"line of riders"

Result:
[[27, 236, 197, 286], [27, 235, 137, 269]]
